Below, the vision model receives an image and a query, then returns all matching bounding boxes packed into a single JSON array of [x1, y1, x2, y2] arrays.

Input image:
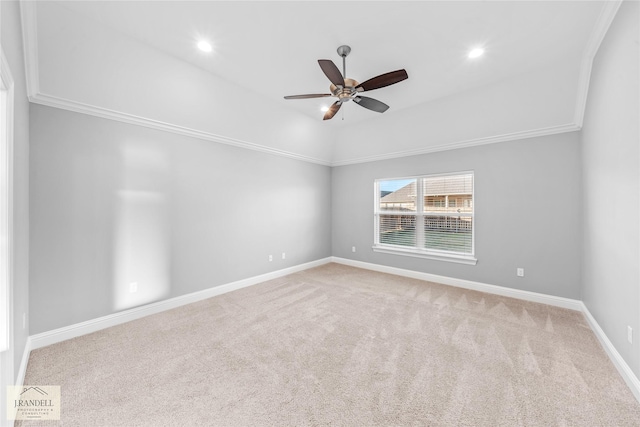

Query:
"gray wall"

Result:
[[1, 0, 31, 383], [29, 105, 331, 334], [332, 132, 582, 299], [581, 0, 639, 377], [15, 0, 640, 386]]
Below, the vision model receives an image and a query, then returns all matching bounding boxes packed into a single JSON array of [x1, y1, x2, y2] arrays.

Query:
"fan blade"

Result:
[[284, 94, 333, 100], [355, 69, 408, 92], [354, 96, 389, 113], [318, 60, 344, 87], [323, 101, 342, 120]]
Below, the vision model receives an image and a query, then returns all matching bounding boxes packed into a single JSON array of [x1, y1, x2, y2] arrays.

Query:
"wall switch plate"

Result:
[[628, 326, 633, 344], [269, 255, 273, 262], [129, 282, 138, 293], [516, 268, 524, 277], [352, 246, 356, 253], [282, 252, 286, 260]]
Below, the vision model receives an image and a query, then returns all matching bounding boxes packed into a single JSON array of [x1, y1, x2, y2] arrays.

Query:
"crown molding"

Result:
[[19, 0, 39, 98], [30, 89, 581, 168], [330, 123, 581, 167], [334, 0, 624, 169], [18, 0, 615, 168], [19, 0, 332, 167], [30, 92, 333, 166], [573, 0, 623, 127]]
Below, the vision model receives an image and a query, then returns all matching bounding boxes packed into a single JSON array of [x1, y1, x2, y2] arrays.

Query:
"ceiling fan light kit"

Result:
[[284, 45, 408, 120]]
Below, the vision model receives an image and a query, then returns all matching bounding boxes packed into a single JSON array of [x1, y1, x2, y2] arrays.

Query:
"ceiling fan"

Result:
[[284, 45, 408, 120]]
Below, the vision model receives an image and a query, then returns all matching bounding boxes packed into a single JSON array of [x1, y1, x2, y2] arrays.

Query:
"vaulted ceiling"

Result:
[[20, 1, 622, 165]]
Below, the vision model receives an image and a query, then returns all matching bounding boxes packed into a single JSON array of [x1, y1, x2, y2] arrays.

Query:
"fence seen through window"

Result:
[[375, 173, 474, 256]]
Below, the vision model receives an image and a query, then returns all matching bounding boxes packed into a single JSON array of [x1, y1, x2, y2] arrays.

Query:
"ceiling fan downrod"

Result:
[[283, 44, 408, 120], [337, 45, 351, 79]]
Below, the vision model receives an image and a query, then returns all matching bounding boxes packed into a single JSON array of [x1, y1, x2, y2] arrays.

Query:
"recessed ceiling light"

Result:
[[321, 106, 329, 112], [468, 48, 484, 59], [197, 40, 213, 53]]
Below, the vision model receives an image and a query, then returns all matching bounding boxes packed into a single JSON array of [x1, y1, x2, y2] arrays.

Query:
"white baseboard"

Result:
[[331, 257, 583, 311], [29, 257, 332, 350], [6, 337, 33, 426], [16, 337, 30, 386], [581, 302, 640, 403], [22, 256, 640, 406], [331, 256, 640, 403]]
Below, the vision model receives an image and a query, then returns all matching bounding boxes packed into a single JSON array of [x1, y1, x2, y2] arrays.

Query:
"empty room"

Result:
[[1, 0, 639, 425]]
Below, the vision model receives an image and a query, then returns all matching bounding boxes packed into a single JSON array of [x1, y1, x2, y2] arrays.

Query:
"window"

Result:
[[374, 172, 476, 265]]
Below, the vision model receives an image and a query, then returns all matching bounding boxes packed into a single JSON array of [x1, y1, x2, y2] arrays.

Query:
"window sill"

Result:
[[372, 245, 478, 265]]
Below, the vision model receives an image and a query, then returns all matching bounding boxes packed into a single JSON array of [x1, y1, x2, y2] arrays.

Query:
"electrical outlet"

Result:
[[269, 255, 273, 262], [628, 326, 633, 344], [282, 252, 286, 260], [516, 268, 524, 277], [352, 246, 356, 253], [129, 282, 138, 293]]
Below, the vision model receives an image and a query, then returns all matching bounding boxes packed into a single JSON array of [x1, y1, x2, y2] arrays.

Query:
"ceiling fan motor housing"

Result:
[[330, 78, 359, 102], [283, 44, 407, 119]]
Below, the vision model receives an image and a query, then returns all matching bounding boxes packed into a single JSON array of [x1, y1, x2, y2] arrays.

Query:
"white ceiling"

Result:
[[56, 0, 604, 125]]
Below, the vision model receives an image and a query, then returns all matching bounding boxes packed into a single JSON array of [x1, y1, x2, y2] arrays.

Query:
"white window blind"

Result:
[[374, 172, 476, 264]]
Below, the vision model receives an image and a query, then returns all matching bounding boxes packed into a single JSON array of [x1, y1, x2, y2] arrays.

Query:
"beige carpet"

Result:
[[17, 263, 640, 426]]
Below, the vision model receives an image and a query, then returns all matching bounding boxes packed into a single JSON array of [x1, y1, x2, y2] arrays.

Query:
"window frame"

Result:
[[373, 171, 477, 265]]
